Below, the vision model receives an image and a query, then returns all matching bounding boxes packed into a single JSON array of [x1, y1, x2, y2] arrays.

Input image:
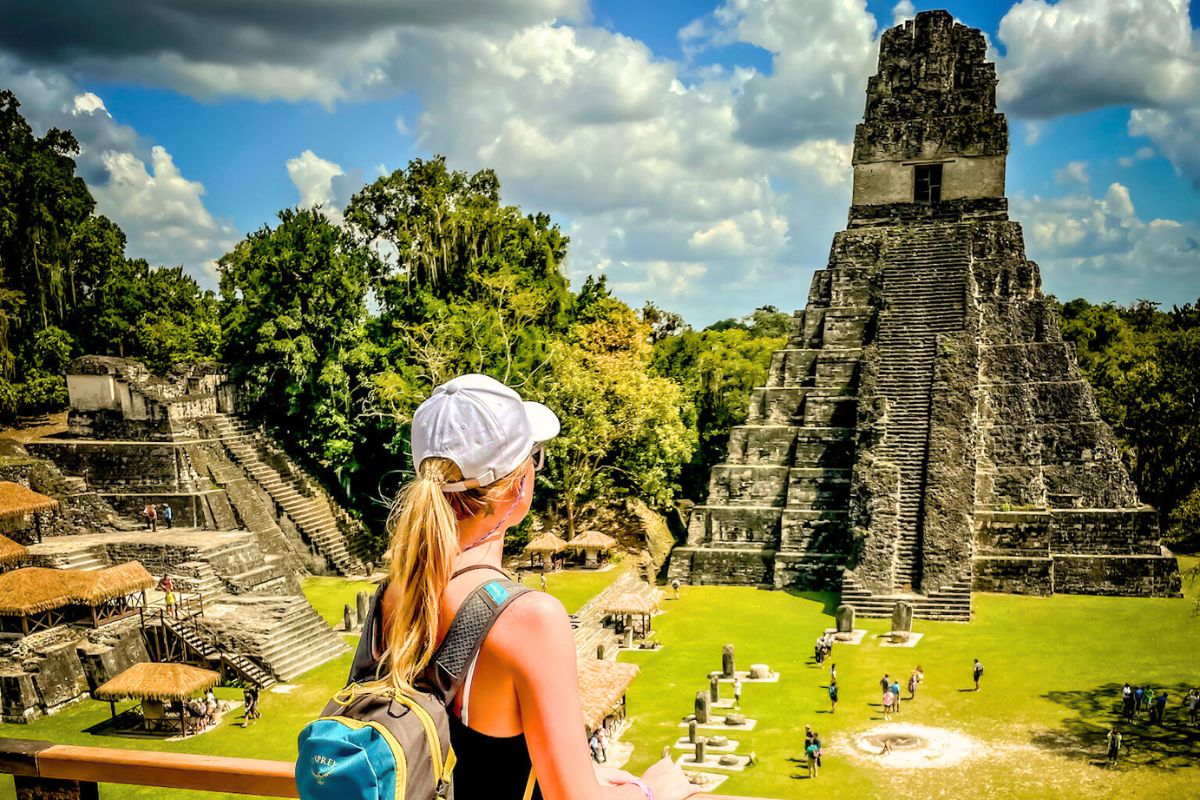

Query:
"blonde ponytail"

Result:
[[373, 454, 531, 692]]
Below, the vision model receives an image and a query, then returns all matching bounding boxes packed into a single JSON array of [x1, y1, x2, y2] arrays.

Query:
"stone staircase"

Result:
[[875, 228, 968, 590], [170, 561, 224, 597], [840, 573, 973, 622], [252, 596, 350, 682], [203, 414, 366, 576], [162, 614, 277, 688]]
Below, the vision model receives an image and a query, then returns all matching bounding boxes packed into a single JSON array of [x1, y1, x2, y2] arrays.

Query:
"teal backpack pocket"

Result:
[[296, 716, 406, 800]]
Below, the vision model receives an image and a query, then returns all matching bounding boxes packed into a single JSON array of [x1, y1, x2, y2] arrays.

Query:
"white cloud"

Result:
[[0, 56, 233, 284], [71, 92, 108, 116], [892, 1, 916, 27], [287, 149, 346, 223], [1015, 182, 1200, 305], [1054, 160, 1089, 186], [996, 0, 1200, 184], [89, 146, 238, 279], [1117, 145, 1155, 168]]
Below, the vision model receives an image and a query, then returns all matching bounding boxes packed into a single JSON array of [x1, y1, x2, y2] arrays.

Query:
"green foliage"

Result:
[[650, 306, 789, 499], [1057, 297, 1200, 547], [219, 207, 374, 480], [0, 91, 218, 420]]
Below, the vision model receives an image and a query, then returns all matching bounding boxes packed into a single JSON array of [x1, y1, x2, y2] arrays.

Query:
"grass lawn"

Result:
[[519, 564, 627, 613], [619, 555, 1200, 799], [300, 575, 380, 627], [0, 565, 1195, 799]]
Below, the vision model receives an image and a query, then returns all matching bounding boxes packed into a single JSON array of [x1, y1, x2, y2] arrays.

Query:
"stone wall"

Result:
[[100, 491, 226, 529], [26, 440, 193, 492]]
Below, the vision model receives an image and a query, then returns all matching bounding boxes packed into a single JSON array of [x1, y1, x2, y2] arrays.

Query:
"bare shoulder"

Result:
[[488, 589, 574, 664]]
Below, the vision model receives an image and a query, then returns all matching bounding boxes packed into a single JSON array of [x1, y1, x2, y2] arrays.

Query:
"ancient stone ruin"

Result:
[[669, 11, 1181, 620], [0, 356, 372, 720]]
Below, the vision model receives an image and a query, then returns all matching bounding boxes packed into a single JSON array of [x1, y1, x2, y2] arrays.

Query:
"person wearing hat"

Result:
[[376, 374, 697, 800]]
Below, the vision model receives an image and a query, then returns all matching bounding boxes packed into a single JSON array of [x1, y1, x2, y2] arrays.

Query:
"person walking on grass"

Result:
[[805, 738, 820, 778], [540, 572, 548, 593], [882, 687, 895, 721], [828, 678, 838, 713], [880, 673, 891, 693], [973, 658, 984, 691], [672, 577, 680, 600], [1187, 688, 1199, 726], [1106, 728, 1122, 767], [733, 676, 743, 710], [1134, 686, 1145, 718], [891, 678, 902, 714], [829, 662, 837, 683], [1154, 690, 1168, 724], [1143, 687, 1156, 721], [1122, 683, 1134, 721], [907, 670, 918, 701]]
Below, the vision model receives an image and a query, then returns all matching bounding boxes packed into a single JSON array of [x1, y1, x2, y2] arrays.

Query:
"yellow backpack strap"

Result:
[[522, 768, 536, 800]]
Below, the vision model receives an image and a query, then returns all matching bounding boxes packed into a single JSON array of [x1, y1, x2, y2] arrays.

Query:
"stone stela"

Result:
[[668, 10, 1181, 621]]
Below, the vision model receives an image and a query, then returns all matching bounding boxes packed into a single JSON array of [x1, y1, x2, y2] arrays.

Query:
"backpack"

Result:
[[296, 575, 531, 800]]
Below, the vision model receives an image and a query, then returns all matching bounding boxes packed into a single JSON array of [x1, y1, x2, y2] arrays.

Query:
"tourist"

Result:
[[880, 673, 891, 693], [829, 662, 837, 683], [1143, 687, 1156, 721], [1134, 686, 1145, 718], [363, 374, 695, 799], [1122, 683, 1134, 720], [907, 670, 918, 700], [812, 730, 823, 769], [814, 634, 825, 665], [1154, 690, 1168, 724], [914, 664, 924, 691], [540, 573, 547, 593], [247, 685, 261, 722], [1106, 727, 1122, 767], [890, 678, 902, 714], [1187, 688, 1198, 726], [143, 502, 157, 532], [733, 676, 743, 709], [589, 732, 602, 763], [828, 679, 838, 713], [882, 687, 895, 721], [205, 688, 218, 722], [159, 574, 177, 619], [805, 737, 820, 778], [242, 686, 254, 727], [597, 727, 609, 763], [162, 502, 173, 529], [972, 658, 984, 691], [671, 578, 680, 600]]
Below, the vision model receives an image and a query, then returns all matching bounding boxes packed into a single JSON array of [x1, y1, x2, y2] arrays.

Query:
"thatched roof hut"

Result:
[[567, 530, 617, 551], [0, 561, 154, 615], [0, 535, 28, 567], [577, 659, 639, 732], [603, 591, 659, 618], [524, 532, 567, 555], [0, 482, 58, 523], [94, 662, 220, 703]]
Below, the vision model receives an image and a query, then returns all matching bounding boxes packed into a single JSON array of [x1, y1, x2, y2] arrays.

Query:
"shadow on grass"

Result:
[[782, 589, 840, 617], [1033, 682, 1200, 770]]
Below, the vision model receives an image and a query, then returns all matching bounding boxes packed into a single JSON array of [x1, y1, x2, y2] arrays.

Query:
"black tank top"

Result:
[[448, 713, 540, 799]]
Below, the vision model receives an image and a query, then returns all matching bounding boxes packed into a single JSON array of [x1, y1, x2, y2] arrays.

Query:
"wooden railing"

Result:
[[0, 738, 777, 800]]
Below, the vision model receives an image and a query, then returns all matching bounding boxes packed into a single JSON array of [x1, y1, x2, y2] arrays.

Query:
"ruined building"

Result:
[[669, 11, 1181, 619]]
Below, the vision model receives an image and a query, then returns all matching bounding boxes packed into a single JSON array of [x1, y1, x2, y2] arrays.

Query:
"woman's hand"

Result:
[[593, 764, 638, 786], [640, 756, 700, 800]]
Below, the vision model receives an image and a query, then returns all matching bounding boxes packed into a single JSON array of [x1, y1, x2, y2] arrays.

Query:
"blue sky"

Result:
[[2, 0, 1198, 326]]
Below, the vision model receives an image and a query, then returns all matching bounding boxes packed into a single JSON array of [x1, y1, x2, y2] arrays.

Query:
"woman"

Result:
[[882, 687, 895, 721], [828, 678, 838, 713], [375, 375, 696, 800]]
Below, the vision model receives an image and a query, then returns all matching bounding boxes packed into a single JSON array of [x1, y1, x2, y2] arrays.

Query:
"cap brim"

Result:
[[523, 401, 560, 442]]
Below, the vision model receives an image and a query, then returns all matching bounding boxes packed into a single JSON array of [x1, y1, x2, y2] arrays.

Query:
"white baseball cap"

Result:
[[411, 374, 560, 492]]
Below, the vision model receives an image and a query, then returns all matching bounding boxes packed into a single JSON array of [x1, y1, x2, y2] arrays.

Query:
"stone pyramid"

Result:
[[668, 10, 1181, 620]]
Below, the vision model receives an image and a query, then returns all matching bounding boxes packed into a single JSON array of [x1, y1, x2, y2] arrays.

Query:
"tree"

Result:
[[219, 207, 375, 479]]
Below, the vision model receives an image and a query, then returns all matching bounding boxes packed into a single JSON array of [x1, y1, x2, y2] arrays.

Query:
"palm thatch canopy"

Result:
[[523, 532, 567, 555], [577, 659, 639, 730], [603, 591, 660, 617], [0, 534, 29, 567], [0, 482, 58, 523], [567, 530, 617, 551], [93, 661, 220, 702], [0, 561, 154, 615]]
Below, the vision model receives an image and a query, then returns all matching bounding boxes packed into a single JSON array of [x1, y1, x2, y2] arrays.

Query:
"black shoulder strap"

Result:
[[422, 578, 530, 705], [345, 577, 532, 703]]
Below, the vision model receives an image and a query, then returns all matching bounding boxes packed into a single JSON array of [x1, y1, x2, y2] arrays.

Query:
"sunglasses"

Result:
[[531, 443, 546, 472]]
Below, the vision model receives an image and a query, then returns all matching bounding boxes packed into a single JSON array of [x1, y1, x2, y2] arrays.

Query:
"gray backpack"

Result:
[[297, 574, 531, 800]]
